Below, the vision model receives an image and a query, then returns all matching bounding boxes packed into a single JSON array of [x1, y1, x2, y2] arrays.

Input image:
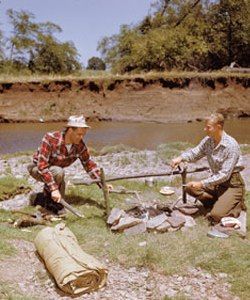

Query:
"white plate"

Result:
[[159, 187, 175, 196]]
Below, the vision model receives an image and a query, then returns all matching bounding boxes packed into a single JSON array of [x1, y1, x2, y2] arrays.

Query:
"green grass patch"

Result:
[[0, 176, 31, 201], [2, 151, 34, 160], [99, 144, 138, 156], [65, 184, 250, 299], [0, 70, 249, 84], [157, 142, 194, 162], [240, 144, 250, 155], [0, 180, 249, 299]]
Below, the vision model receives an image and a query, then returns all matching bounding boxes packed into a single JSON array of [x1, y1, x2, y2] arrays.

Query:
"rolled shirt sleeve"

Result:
[[181, 137, 208, 162]]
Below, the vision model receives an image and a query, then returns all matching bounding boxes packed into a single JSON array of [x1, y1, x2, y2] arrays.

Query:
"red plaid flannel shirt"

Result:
[[33, 130, 100, 191]]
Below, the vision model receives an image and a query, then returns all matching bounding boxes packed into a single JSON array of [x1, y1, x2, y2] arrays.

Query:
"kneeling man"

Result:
[[171, 113, 246, 223], [28, 115, 101, 215]]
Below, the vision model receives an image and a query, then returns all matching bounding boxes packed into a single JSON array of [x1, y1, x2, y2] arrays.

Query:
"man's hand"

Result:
[[170, 156, 183, 169], [107, 184, 113, 191], [187, 181, 204, 190], [51, 189, 62, 202]]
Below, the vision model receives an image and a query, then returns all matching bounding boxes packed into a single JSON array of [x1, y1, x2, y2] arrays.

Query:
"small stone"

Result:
[[165, 288, 177, 297], [138, 241, 147, 247], [124, 222, 147, 235], [167, 213, 186, 228], [147, 213, 168, 229], [156, 220, 171, 232], [183, 215, 196, 228], [107, 207, 125, 225], [111, 216, 142, 231], [218, 272, 228, 279]]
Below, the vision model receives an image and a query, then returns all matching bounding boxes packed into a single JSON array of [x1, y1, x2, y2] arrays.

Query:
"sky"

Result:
[[0, 0, 151, 66]]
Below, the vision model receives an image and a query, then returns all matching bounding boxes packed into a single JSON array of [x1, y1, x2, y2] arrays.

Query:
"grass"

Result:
[[0, 182, 249, 298], [240, 144, 250, 155], [2, 151, 34, 160], [0, 70, 249, 84], [0, 176, 31, 201], [157, 142, 194, 162], [0, 283, 36, 300], [99, 144, 138, 156], [0, 147, 249, 298]]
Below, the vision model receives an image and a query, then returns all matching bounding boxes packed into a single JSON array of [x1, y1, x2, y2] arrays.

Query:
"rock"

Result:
[[183, 215, 196, 228], [156, 220, 171, 232], [138, 241, 147, 247], [111, 216, 142, 231], [237, 210, 247, 235], [124, 222, 147, 235], [146, 213, 168, 229], [177, 204, 199, 215], [167, 211, 186, 228], [107, 207, 125, 225]]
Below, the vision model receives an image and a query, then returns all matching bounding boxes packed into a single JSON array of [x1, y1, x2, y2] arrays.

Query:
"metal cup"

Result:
[[145, 177, 155, 187]]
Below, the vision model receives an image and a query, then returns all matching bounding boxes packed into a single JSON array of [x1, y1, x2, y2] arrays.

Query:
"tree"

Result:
[[205, 0, 250, 68], [87, 56, 106, 70], [30, 36, 81, 74], [6, 9, 82, 74], [98, 0, 249, 72]]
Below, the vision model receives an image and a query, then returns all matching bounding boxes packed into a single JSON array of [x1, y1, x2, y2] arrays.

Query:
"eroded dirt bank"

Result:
[[0, 76, 249, 123]]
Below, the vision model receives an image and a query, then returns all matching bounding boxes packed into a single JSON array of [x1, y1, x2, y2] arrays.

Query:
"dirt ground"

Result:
[[0, 76, 249, 123]]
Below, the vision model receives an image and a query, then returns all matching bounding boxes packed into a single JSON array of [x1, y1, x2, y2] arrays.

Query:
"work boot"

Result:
[[29, 192, 47, 207]]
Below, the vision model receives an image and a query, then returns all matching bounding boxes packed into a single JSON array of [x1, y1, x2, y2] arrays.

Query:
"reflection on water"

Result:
[[0, 119, 249, 154]]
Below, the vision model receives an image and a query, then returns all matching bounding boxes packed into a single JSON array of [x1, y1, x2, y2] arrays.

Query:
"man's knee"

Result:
[[50, 166, 65, 183], [210, 207, 225, 222]]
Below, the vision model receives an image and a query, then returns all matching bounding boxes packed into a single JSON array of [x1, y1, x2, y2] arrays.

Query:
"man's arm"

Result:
[[36, 134, 59, 192], [79, 144, 102, 185], [171, 137, 208, 168]]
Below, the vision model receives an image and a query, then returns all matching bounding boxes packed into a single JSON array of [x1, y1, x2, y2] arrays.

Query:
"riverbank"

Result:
[[0, 72, 249, 124]]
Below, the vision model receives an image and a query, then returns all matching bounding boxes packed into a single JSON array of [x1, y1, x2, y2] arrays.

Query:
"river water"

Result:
[[0, 119, 249, 154]]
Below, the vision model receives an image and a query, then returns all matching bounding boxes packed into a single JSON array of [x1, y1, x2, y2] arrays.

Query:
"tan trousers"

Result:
[[185, 172, 246, 222], [27, 164, 65, 197]]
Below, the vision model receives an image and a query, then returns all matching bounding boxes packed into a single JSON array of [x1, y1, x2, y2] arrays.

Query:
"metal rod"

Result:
[[72, 166, 209, 186]]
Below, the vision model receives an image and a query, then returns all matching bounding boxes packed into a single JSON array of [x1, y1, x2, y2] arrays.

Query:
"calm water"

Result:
[[0, 119, 250, 154]]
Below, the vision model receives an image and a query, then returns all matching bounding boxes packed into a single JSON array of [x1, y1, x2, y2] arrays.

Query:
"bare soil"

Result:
[[0, 76, 249, 123]]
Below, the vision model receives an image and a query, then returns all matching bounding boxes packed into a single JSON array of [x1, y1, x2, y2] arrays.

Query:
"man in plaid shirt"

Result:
[[28, 115, 102, 215], [171, 113, 246, 223]]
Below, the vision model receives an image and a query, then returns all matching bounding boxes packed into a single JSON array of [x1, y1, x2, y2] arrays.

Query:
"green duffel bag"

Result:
[[34, 223, 108, 295]]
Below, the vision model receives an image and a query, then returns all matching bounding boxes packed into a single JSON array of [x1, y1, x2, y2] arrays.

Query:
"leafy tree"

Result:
[[30, 36, 81, 74], [5, 9, 81, 74], [204, 0, 250, 68], [87, 56, 106, 70], [98, 0, 249, 72]]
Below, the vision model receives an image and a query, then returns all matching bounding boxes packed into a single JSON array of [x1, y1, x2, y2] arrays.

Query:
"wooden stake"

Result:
[[181, 165, 187, 203], [100, 168, 110, 218]]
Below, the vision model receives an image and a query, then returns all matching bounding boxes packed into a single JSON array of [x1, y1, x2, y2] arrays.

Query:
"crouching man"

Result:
[[28, 115, 102, 215], [171, 113, 246, 223]]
